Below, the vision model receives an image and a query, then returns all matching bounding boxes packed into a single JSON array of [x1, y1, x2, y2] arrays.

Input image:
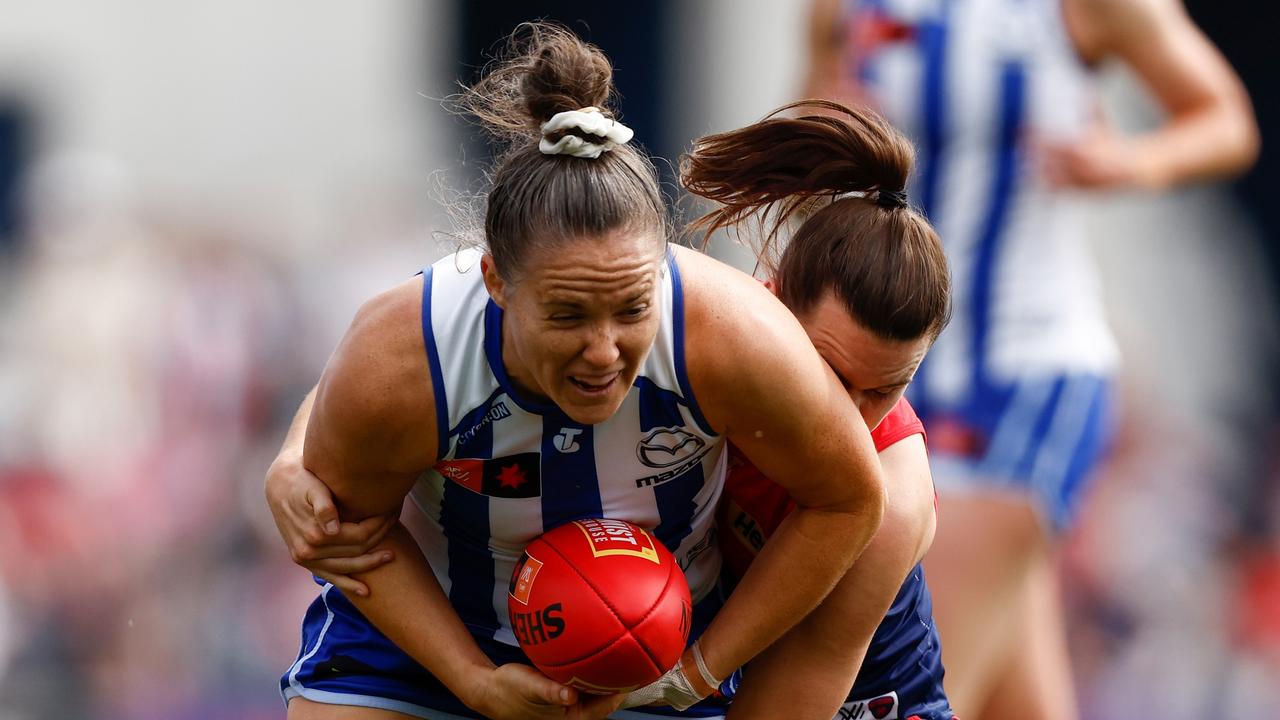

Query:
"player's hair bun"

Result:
[[459, 22, 616, 145]]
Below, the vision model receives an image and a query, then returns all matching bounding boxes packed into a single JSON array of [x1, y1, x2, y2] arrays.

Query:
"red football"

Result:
[[508, 518, 692, 694]]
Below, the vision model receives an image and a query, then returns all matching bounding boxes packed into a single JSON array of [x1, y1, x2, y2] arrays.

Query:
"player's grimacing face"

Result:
[[484, 229, 666, 425], [795, 290, 932, 431]]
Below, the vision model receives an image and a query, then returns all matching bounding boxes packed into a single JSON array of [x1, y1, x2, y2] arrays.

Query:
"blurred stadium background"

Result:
[[0, 1, 1275, 718]]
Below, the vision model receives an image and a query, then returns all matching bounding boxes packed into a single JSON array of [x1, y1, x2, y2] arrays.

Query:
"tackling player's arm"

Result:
[[680, 248, 887, 687], [265, 385, 397, 597], [727, 433, 936, 719]]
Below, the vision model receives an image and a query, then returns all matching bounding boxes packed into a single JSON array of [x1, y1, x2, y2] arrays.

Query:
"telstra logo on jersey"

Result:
[[554, 427, 583, 453], [636, 428, 705, 468]]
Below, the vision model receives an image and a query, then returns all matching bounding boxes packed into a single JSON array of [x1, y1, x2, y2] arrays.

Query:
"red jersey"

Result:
[[719, 397, 926, 578]]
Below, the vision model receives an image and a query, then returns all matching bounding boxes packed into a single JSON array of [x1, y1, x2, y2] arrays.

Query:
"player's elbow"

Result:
[[842, 464, 887, 536], [1234, 115, 1262, 175], [876, 489, 936, 567], [1214, 87, 1262, 177]]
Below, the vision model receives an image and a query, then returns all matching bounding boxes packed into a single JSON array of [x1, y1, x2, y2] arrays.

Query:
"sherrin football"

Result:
[[508, 518, 692, 694]]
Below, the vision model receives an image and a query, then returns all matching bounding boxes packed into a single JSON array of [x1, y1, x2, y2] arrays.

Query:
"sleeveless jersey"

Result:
[[718, 397, 948, 713], [846, 0, 1118, 404], [403, 249, 725, 648]]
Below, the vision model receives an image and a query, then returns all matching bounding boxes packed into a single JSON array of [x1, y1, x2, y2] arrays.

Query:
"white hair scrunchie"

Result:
[[539, 106, 634, 159]]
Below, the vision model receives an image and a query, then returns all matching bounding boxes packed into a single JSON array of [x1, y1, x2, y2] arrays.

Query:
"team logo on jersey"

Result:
[[838, 691, 899, 720], [636, 428, 706, 468], [434, 452, 541, 498], [634, 449, 712, 489]]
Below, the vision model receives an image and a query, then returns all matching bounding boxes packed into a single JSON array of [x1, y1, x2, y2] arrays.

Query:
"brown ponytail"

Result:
[[682, 100, 950, 342], [456, 23, 669, 281]]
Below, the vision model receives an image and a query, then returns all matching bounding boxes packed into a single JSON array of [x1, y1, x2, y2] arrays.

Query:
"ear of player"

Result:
[[507, 518, 692, 693]]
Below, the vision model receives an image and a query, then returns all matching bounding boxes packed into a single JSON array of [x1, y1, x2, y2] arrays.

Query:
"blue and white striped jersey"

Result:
[[402, 249, 726, 649], [848, 0, 1119, 403]]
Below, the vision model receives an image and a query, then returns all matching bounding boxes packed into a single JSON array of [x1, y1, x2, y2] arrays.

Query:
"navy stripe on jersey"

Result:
[[910, 2, 951, 404], [635, 375, 685, 430], [420, 268, 450, 459], [636, 376, 706, 553], [915, 2, 950, 221], [483, 300, 556, 415], [441, 388, 499, 636], [539, 409, 603, 530], [441, 484, 499, 636], [668, 253, 716, 436], [970, 61, 1027, 389]]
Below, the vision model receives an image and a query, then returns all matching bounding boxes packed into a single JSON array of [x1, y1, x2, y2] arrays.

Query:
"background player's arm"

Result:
[[681, 249, 887, 685], [803, 0, 849, 101], [727, 434, 936, 719], [1047, 0, 1259, 188]]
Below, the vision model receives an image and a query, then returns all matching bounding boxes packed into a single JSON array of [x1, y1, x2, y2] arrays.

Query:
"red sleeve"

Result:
[[718, 446, 795, 579], [869, 397, 925, 452], [719, 399, 927, 579]]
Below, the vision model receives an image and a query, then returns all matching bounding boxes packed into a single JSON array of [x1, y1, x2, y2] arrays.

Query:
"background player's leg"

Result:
[[977, 553, 1080, 720], [288, 697, 420, 720], [922, 491, 1042, 716]]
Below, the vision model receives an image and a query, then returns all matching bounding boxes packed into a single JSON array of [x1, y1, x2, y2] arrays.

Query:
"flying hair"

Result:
[[682, 99, 950, 341], [682, 99, 913, 268]]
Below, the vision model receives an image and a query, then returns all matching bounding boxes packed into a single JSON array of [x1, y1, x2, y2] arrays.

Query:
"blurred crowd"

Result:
[[0, 2, 1276, 718], [0, 149, 412, 718]]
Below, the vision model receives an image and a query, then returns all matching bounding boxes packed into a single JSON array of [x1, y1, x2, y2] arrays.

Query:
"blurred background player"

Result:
[[804, 0, 1259, 718]]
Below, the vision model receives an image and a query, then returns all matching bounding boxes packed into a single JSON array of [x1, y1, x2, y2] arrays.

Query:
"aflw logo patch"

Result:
[[434, 452, 540, 498], [838, 691, 899, 720]]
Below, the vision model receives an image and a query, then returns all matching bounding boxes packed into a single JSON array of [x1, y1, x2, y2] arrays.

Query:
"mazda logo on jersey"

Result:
[[434, 453, 541, 498], [636, 428, 706, 468]]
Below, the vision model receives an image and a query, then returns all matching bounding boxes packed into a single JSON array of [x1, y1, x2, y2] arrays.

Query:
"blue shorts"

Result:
[[909, 373, 1114, 532], [281, 581, 731, 719]]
